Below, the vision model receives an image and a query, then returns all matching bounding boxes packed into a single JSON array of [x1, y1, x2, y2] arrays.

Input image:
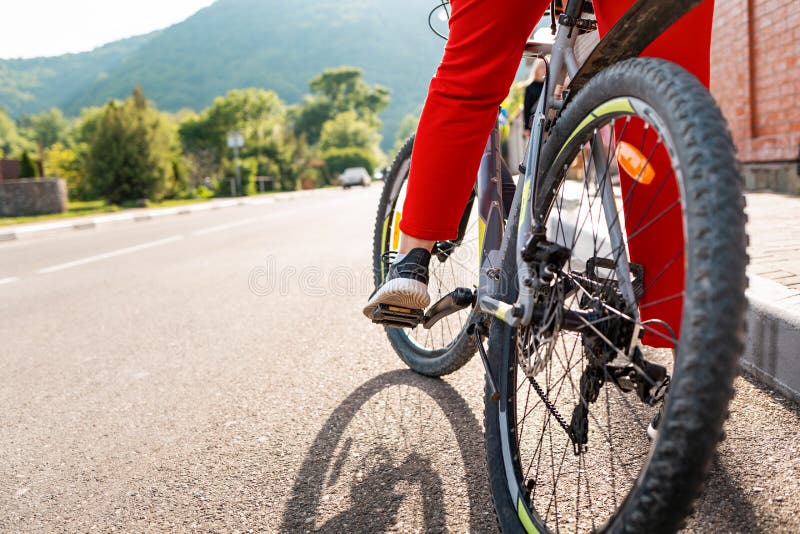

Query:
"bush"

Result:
[[45, 143, 93, 199], [19, 150, 40, 178], [163, 159, 189, 200], [321, 147, 376, 176], [214, 176, 236, 197], [219, 157, 258, 196], [86, 87, 179, 204], [192, 186, 215, 199]]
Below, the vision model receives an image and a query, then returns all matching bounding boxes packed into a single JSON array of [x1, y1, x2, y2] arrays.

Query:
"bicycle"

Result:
[[370, 0, 747, 532]]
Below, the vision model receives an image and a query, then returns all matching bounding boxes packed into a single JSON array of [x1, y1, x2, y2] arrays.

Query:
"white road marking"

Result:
[[37, 236, 184, 274], [191, 216, 264, 236], [0, 277, 19, 286]]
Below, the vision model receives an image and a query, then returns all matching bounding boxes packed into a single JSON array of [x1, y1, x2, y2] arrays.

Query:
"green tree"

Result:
[[322, 147, 377, 176], [318, 110, 383, 177], [182, 148, 217, 192], [19, 150, 40, 178], [179, 88, 292, 194], [0, 109, 32, 157], [308, 67, 390, 122], [18, 108, 70, 149], [45, 142, 89, 199], [180, 88, 286, 161], [257, 129, 310, 192], [293, 66, 389, 145], [318, 111, 380, 153], [63, 106, 106, 200], [72, 106, 105, 146], [290, 134, 323, 188], [86, 87, 179, 203], [291, 97, 333, 148]]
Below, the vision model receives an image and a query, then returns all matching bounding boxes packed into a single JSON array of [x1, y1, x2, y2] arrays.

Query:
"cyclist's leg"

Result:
[[399, 0, 551, 246], [367, 0, 549, 320], [593, 1, 714, 347]]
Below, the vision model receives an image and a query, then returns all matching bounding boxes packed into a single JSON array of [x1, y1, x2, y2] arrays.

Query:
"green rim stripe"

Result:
[[518, 178, 532, 231], [478, 217, 486, 258], [517, 497, 540, 534], [380, 215, 391, 279], [557, 97, 635, 159]]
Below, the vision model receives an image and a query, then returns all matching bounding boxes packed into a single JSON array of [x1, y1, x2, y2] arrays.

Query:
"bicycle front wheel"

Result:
[[485, 58, 747, 533]]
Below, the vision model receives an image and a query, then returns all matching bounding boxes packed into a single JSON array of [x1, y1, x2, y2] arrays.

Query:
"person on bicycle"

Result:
[[364, 0, 714, 321]]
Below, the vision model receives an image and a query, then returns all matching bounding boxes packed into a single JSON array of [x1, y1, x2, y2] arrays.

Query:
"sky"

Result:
[[0, 0, 216, 59]]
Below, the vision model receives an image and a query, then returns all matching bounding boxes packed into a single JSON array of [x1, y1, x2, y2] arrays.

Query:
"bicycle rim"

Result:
[[378, 150, 480, 355]]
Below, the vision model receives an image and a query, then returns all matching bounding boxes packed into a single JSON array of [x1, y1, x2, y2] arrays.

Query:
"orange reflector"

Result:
[[388, 306, 412, 313], [391, 211, 402, 251], [616, 141, 656, 185]]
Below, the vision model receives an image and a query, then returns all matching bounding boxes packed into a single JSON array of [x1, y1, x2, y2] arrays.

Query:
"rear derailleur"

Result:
[[568, 346, 669, 454]]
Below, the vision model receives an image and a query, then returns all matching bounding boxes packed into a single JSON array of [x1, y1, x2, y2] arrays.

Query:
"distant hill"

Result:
[[0, 33, 155, 115], [0, 0, 448, 148]]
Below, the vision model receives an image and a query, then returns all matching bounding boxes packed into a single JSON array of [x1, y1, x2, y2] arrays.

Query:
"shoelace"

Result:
[[380, 250, 398, 275]]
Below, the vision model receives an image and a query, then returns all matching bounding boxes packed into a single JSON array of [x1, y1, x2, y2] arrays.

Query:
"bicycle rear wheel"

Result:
[[371, 136, 479, 376], [485, 58, 747, 533]]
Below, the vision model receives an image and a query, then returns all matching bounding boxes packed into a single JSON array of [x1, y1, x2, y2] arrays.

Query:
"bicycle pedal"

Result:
[[371, 303, 424, 329]]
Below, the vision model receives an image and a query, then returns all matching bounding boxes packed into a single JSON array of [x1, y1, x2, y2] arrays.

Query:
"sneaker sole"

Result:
[[363, 278, 431, 319]]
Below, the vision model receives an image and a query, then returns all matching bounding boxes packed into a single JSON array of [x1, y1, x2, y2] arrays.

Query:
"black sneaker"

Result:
[[363, 248, 431, 319]]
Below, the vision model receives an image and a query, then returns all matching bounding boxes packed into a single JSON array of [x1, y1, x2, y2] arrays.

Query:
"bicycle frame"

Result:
[[473, 0, 705, 330]]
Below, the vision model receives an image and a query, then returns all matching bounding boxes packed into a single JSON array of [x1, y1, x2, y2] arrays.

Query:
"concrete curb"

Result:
[[742, 274, 800, 404], [0, 189, 335, 242]]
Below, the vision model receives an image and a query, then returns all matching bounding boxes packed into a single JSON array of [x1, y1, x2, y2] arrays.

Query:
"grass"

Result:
[[0, 200, 121, 227], [117, 198, 216, 209], [0, 190, 293, 227]]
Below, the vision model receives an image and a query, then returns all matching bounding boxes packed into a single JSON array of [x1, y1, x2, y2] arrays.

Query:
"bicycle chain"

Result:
[[526, 375, 576, 443], [520, 268, 578, 445]]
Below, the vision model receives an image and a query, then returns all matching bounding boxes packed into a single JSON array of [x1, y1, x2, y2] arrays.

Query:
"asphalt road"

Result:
[[1, 186, 798, 532]]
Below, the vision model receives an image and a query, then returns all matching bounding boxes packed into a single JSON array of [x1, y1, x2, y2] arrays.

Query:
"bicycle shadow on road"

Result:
[[688, 455, 763, 533], [281, 369, 491, 532]]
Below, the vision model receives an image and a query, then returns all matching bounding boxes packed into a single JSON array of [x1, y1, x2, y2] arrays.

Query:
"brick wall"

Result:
[[711, 0, 800, 165], [0, 160, 21, 183]]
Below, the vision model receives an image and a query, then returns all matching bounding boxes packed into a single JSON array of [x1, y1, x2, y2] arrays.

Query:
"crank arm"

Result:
[[423, 287, 476, 329]]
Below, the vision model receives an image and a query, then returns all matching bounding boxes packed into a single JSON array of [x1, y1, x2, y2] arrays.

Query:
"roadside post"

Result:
[[227, 130, 245, 196]]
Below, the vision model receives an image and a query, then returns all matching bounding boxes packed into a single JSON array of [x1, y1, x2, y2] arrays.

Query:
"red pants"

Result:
[[401, 0, 714, 346]]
